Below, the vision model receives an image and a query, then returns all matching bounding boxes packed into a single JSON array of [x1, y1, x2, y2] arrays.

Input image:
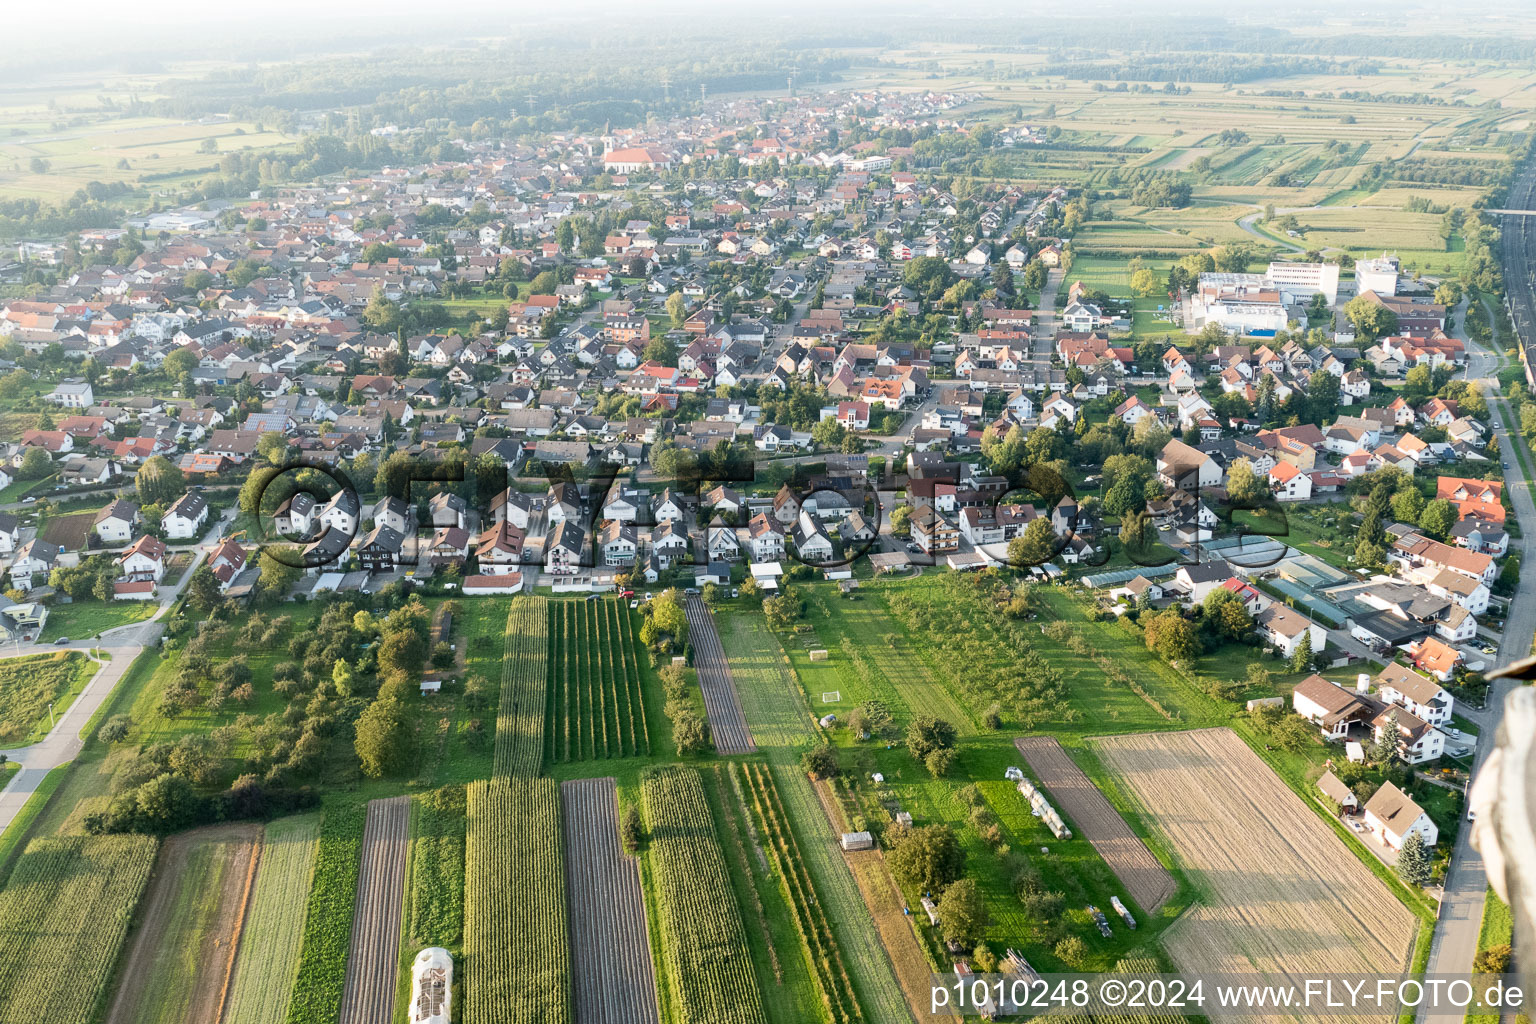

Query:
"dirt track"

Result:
[[683, 596, 755, 754], [337, 796, 411, 1024], [106, 823, 262, 1024], [1013, 735, 1176, 913]]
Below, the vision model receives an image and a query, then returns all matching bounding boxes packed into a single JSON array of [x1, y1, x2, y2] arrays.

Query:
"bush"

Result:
[[800, 744, 840, 780]]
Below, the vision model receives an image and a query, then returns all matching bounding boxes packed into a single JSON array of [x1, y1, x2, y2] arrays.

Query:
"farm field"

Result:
[[0, 649, 95, 747], [561, 777, 661, 1024], [642, 764, 767, 1024], [683, 595, 755, 754], [0, 834, 158, 1024], [337, 797, 410, 1024], [1013, 736, 1176, 915], [735, 761, 866, 1024], [224, 814, 322, 1024], [392, 789, 466, 1024], [1096, 728, 1420, 1021], [105, 824, 261, 1024], [546, 598, 652, 763], [716, 612, 914, 1024], [465, 776, 570, 1024], [286, 805, 365, 1024], [493, 596, 550, 779]]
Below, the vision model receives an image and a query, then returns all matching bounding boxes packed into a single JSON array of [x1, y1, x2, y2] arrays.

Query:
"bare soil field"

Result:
[[683, 596, 755, 754], [337, 796, 410, 1024], [561, 777, 660, 1024], [1096, 729, 1419, 1022], [106, 824, 261, 1024], [1014, 736, 1176, 914]]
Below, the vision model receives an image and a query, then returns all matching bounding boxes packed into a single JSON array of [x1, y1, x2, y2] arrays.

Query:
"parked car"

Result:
[[54, 637, 70, 645]]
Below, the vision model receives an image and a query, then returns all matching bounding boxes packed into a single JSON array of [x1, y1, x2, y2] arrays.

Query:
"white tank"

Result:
[[410, 947, 452, 1024]]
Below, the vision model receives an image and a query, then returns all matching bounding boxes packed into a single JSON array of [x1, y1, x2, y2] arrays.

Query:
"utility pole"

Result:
[[525, 93, 535, 118], [787, 64, 799, 99], [48, 702, 54, 729], [661, 72, 670, 104], [699, 83, 707, 104]]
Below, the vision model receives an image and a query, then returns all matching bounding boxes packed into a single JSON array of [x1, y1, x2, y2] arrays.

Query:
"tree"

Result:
[[1370, 708, 1400, 765], [257, 431, 289, 464], [1144, 608, 1201, 664], [0, 369, 30, 399], [1474, 943, 1513, 975], [938, 877, 990, 946], [1225, 458, 1267, 505], [888, 824, 965, 891], [135, 456, 184, 505], [858, 699, 895, 739], [1130, 268, 1160, 297], [18, 446, 51, 480], [905, 715, 958, 763], [354, 697, 413, 778], [361, 287, 402, 332], [666, 292, 688, 326], [1288, 630, 1313, 673], [1054, 935, 1089, 968], [889, 505, 913, 537], [1391, 487, 1426, 523], [1203, 587, 1254, 640], [1007, 517, 1059, 567], [97, 715, 132, 744], [1418, 499, 1457, 541], [1395, 831, 1432, 887], [620, 805, 644, 853], [1345, 295, 1398, 342], [186, 564, 221, 613], [800, 745, 840, 779]]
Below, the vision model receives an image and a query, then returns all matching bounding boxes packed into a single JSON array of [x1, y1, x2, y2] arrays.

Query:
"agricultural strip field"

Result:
[[683, 595, 755, 754], [546, 598, 652, 763], [492, 595, 549, 779], [0, 834, 158, 1024], [1013, 736, 1176, 914], [465, 776, 570, 1024], [337, 797, 410, 1024], [106, 824, 261, 1024], [561, 777, 661, 1024], [1096, 729, 1419, 1022], [716, 612, 916, 1023], [735, 761, 866, 1024], [642, 764, 767, 1024], [285, 805, 366, 1024], [224, 814, 322, 1024]]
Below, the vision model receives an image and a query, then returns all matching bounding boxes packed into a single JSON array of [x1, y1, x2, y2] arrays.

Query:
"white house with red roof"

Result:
[[1267, 461, 1312, 501]]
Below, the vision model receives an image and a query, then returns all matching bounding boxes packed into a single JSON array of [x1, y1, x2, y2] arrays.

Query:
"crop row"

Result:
[[285, 805, 366, 1024], [225, 814, 323, 1024], [492, 595, 550, 779], [641, 765, 767, 1024], [546, 599, 650, 763], [404, 795, 465, 951], [465, 777, 571, 1024], [736, 761, 865, 1024], [0, 834, 158, 1024]]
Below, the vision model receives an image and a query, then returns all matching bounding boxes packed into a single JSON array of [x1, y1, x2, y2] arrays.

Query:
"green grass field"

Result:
[[0, 650, 95, 747], [224, 814, 323, 1024], [40, 600, 157, 642]]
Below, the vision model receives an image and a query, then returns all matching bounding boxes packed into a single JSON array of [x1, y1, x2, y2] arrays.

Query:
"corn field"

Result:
[[641, 765, 767, 1024], [465, 777, 570, 1024], [492, 596, 550, 779], [0, 835, 158, 1024], [735, 762, 865, 1024], [546, 598, 651, 763]]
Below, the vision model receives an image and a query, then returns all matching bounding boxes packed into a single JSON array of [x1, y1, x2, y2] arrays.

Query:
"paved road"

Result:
[[0, 508, 235, 835], [1417, 299, 1534, 1016]]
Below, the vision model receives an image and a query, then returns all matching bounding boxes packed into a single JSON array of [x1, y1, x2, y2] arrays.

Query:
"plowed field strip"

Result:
[[561, 778, 661, 1024], [684, 596, 754, 754], [337, 797, 410, 1024], [1013, 736, 1175, 913]]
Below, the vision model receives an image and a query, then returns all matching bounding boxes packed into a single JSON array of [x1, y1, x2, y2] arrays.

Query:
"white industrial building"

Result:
[[1355, 254, 1401, 297], [1266, 261, 1341, 305]]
